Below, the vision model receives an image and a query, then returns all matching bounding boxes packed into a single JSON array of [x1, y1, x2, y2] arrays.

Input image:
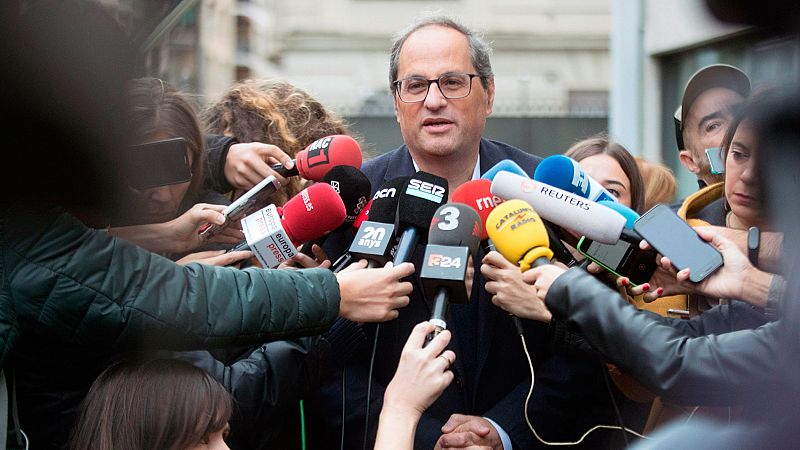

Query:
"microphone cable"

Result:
[[518, 332, 650, 445], [340, 366, 346, 450], [362, 323, 380, 450]]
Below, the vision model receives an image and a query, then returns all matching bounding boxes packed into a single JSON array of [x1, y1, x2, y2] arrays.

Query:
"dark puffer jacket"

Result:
[[1, 201, 342, 447]]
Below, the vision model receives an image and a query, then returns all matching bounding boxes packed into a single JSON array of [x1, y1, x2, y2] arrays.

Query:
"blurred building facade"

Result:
[[140, 0, 612, 156]]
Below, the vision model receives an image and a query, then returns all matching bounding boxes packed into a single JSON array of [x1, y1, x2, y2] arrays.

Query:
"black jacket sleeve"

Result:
[[171, 318, 365, 449], [545, 268, 782, 406], [204, 134, 237, 194]]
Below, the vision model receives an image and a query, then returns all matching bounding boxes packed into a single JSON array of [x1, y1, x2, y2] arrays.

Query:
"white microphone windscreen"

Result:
[[490, 171, 625, 244]]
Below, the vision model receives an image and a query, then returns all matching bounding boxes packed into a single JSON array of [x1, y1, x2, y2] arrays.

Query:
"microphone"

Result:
[[421, 203, 482, 343], [331, 177, 408, 272], [451, 179, 502, 253], [352, 197, 372, 229], [482, 159, 528, 181], [270, 135, 363, 181], [298, 165, 371, 257], [598, 200, 638, 229], [490, 171, 634, 245], [533, 155, 617, 203], [486, 199, 553, 271], [238, 183, 346, 268], [485, 199, 554, 334], [473, 165, 578, 265], [392, 172, 449, 264]]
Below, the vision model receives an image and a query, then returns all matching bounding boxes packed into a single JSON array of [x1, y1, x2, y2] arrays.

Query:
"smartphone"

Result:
[[633, 204, 723, 282], [198, 175, 280, 240], [576, 236, 657, 286], [127, 138, 192, 190], [705, 147, 725, 175]]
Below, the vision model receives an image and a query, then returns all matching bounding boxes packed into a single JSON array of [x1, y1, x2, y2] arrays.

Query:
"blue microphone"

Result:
[[598, 200, 638, 229], [533, 155, 617, 203], [482, 159, 528, 181]]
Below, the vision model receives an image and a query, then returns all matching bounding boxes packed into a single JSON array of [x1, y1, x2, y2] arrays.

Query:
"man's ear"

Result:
[[678, 149, 700, 175], [485, 76, 495, 116], [393, 95, 400, 124]]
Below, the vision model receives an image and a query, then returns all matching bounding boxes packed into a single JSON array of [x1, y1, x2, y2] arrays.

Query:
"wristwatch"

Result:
[[747, 226, 760, 267]]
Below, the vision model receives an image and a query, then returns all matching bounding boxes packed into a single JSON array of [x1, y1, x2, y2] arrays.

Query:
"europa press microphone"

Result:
[[298, 165, 371, 257], [490, 171, 640, 245], [486, 199, 554, 335], [392, 172, 449, 264], [533, 155, 618, 203], [420, 203, 482, 344], [330, 177, 408, 272], [232, 183, 346, 268], [199, 134, 362, 240]]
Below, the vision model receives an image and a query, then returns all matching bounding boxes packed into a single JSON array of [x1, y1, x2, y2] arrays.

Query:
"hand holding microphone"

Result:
[[224, 135, 362, 190], [224, 142, 296, 190], [376, 322, 455, 450], [335, 261, 414, 323], [485, 199, 563, 321], [237, 182, 346, 268]]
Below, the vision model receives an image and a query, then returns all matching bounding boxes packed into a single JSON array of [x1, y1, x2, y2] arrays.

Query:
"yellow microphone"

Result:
[[486, 199, 554, 272]]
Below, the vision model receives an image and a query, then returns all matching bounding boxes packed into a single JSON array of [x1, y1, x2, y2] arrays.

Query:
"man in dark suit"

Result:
[[311, 15, 618, 450]]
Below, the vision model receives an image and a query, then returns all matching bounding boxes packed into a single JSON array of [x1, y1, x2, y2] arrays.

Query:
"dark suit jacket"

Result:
[[308, 139, 621, 449]]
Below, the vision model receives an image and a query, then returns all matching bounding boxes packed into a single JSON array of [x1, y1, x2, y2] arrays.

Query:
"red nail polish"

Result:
[[621, 278, 629, 286], [657, 288, 664, 295], [642, 284, 650, 292]]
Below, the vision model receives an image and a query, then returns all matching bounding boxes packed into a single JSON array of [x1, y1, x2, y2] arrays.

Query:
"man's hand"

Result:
[[278, 244, 331, 269], [176, 250, 252, 267], [224, 142, 294, 190], [651, 228, 762, 303], [435, 414, 502, 450], [336, 261, 414, 322], [167, 203, 245, 253], [481, 251, 552, 322]]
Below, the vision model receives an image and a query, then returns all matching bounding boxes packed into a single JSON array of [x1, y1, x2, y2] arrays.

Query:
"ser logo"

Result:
[[406, 179, 445, 203], [427, 254, 462, 269]]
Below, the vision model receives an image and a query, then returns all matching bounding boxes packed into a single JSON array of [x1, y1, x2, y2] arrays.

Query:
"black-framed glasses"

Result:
[[393, 72, 480, 103]]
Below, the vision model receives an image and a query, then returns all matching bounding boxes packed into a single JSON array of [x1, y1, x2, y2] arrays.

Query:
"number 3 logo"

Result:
[[437, 206, 460, 231]]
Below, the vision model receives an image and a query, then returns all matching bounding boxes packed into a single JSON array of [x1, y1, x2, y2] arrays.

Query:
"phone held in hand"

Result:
[[633, 204, 723, 283], [705, 147, 725, 175], [127, 138, 192, 190], [198, 175, 281, 240], [576, 236, 657, 286]]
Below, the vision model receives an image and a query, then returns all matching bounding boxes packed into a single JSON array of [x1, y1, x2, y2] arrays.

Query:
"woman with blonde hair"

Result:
[[636, 157, 677, 211]]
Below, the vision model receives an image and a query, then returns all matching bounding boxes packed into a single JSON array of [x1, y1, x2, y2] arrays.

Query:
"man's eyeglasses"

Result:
[[393, 73, 481, 103]]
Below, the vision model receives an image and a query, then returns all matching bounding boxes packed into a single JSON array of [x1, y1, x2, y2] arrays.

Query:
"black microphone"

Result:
[[299, 166, 371, 258], [392, 172, 449, 264], [421, 203, 482, 345], [331, 177, 408, 272]]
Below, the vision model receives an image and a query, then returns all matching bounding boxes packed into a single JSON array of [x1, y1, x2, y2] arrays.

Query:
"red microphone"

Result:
[[272, 135, 362, 181], [353, 197, 372, 230], [451, 179, 503, 243], [240, 183, 346, 267]]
